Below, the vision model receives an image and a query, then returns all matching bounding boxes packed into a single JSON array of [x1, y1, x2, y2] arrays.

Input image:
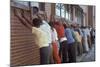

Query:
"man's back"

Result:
[[65, 28, 75, 44]]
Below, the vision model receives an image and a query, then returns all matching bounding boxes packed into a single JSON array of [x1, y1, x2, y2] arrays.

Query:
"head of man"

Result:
[[33, 6, 39, 14], [62, 19, 69, 28], [38, 11, 47, 21], [32, 18, 43, 28]]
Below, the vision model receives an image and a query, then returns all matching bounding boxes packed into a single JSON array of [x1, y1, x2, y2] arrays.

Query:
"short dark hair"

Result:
[[32, 18, 42, 27], [63, 24, 67, 29], [33, 6, 39, 12], [71, 24, 75, 28], [49, 22, 54, 27]]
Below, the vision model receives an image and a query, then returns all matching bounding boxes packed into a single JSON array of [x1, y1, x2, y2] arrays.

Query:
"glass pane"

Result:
[[61, 9, 65, 18], [14, 1, 29, 6], [56, 3, 61, 8], [61, 4, 64, 8], [69, 13, 71, 20], [66, 11, 69, 19], [31, 2, 39, 7], [56, 8, 60, 16]]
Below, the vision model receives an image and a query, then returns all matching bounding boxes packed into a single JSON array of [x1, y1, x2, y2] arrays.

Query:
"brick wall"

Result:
[[11, 6, 40, 66], [45, 3, 51, 21]]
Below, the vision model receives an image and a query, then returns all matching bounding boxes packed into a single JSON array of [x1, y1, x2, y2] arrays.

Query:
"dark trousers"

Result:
[[49, 44, 54, 64], [68, 42, 77, 63], [40, 46, 50, 64], [88, 36, 92, 48], [59, 40, 68, 63]]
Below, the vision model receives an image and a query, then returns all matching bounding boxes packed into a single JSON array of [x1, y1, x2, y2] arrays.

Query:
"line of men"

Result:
[[14, 6, 95, 64]]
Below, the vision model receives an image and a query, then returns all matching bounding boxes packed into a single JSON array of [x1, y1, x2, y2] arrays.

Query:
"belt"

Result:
[[60, 37, 67, 42]]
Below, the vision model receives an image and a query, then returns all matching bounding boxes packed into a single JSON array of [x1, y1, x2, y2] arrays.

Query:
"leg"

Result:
[[68, 43, 77, 63], [62, 41, 68, 63], [52, 42, 61, 64], [59, 42, 62, 61], [77, 42, 83, 56], [49, 44, 54, 64], [88, 36, 91, 48], [40, 47, 50, 64]]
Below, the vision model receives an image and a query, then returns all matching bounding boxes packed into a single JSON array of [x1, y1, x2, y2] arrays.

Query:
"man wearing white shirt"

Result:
[[38, 12, 53, 63], [82, 27, 89, 52], [40, 20, 52, 44]]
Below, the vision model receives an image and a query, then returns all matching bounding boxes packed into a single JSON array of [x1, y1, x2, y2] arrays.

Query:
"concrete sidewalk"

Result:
[[76, 44, 95, 62]]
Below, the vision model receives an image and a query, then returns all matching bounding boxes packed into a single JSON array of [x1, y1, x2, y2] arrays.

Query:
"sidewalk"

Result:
[[76, 44, 95, 62]]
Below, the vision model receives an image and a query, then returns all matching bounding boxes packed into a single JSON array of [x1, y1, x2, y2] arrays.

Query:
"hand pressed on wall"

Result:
[[13, 8, 32, 30], [14, 8, 22, 19]]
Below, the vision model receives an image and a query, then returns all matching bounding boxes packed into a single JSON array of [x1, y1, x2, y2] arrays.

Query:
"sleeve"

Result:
[[80, 29, 83, 37], [32, 27, 35, 33], [71, 29, 75, 38], [54, 28, 58, 40], [32, 27, 37, 34], [72, 31, 77, 41]]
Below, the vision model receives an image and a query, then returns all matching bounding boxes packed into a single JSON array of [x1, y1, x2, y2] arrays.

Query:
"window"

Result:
[[56, 7, 60, 16], [55, 3, 61, 17], [31, 2, 39, 7], [75, 6, 83, 24], [61, 4, 65, 18], [12, 0, 29, 6], [39, 3, 45, 11], [65, 4, 71, 21], [55, 3, 65, 17], [55, 4, 73, 22], [66, 11, 69, 19]]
